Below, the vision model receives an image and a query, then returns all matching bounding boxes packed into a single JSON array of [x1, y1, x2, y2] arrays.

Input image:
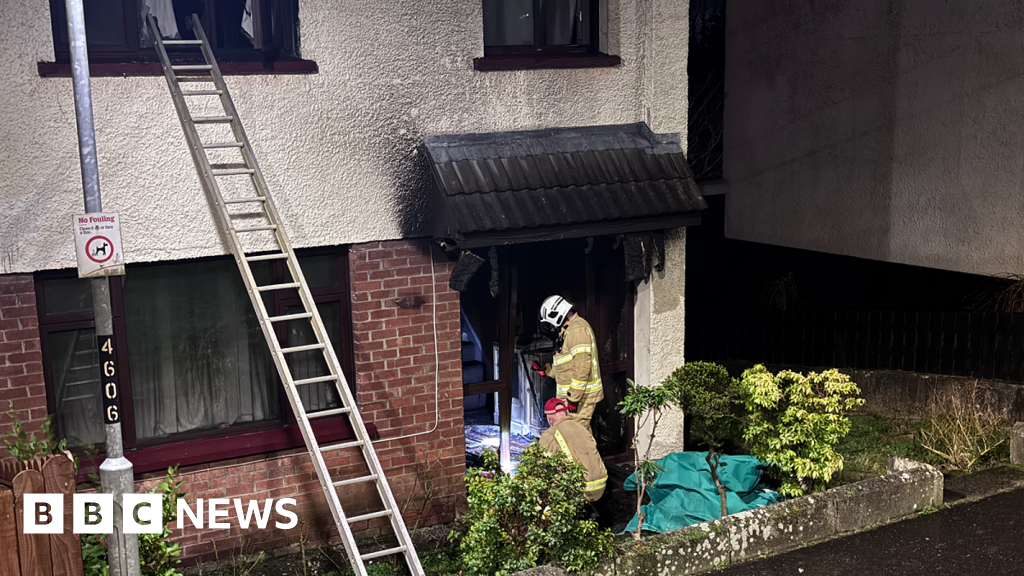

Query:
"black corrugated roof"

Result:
[[425, 123, 706, 244]]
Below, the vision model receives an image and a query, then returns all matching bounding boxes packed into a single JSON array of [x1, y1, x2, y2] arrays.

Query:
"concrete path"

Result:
[[717, 487, 1024, 575]]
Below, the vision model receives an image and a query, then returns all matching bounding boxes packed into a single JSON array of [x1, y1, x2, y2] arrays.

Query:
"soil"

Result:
[[595, 462, 647, 534]]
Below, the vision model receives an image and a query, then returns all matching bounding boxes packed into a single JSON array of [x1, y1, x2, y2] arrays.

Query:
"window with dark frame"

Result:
[[48, 0, 300, 63], [35, 247, 355, 472], [482, 0, 600, 53]]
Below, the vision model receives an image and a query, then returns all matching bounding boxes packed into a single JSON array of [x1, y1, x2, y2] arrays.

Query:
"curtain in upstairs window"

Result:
[[123, 259, 278, 441], [483, 0, 534, 46], [542, 0, 580, 45]]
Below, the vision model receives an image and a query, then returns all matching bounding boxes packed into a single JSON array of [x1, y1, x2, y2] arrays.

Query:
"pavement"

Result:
[[716, 485, 1024, 575]]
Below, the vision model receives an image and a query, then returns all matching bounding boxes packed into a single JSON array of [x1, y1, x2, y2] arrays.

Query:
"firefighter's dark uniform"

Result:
[[552, 314, 603, 433], [539, 416, 608, 501]]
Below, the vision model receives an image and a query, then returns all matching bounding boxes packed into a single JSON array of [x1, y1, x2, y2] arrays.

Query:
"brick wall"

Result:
[[157, 239, 465, 563], [1, 240, 466, 564], [347, 240, 465, 528], [0, 274, 47, 446]]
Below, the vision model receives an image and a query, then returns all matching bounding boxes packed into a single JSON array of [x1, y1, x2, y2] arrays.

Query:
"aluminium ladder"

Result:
[[147, 14, 424, 576]]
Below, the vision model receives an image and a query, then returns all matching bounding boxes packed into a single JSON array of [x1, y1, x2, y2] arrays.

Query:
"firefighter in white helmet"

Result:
[[539, 295, 604, 434]]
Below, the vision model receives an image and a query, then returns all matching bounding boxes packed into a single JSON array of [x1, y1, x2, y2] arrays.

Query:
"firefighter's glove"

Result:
[[531, 361, 552, 378], [566, 401, 578, 413]]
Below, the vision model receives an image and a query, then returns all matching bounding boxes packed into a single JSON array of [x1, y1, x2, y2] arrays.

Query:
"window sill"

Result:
[[75, 417, 372, 481], [474, 53, 620, 71], [38, 59, 318, 78]]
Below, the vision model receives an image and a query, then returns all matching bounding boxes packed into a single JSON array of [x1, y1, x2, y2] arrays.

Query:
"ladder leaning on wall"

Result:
[[146, 14, 424, 576]]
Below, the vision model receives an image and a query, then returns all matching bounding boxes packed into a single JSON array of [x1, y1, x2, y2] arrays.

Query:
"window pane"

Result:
[[56, 0, 128, 47], [483, 0, 534, 46], [123, 259, 279, 441], [541, 0, 584, 45], [43, 278, 93, 316], [285, 302, 343, 412], [48, 329, 105, 447], [297, 254, 337, 288]]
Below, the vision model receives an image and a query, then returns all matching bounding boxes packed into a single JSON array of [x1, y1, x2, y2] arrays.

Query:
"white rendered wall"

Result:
[[0, 0, 690, 274], [633, 228, 687, 460]]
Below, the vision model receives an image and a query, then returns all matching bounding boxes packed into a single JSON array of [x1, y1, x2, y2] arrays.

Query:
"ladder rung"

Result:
[[182, 90, 223, 96], [193, 116, 233, 124], [294, 375, 338, 386], [321, 439, 365, 452], [361, 546, 407, 561], [212, 168, 256, 176], [256, 282, 301, 292], [246, 252, 288, 262], [347, 510, 393, 524], [333, 474, 377, 488], [224, 197, 267, 204], [162, 39, 203, 45], [281, 343, 325, 354], [203, 142, 244, 149], [172, 64, 212, 71], [269, 312, 312, 323], [306, 406, 351, 419], [234, 225, 278, 233]]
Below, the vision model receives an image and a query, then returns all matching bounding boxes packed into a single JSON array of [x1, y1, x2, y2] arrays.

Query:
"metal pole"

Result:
[[64, 2, 140, 575]]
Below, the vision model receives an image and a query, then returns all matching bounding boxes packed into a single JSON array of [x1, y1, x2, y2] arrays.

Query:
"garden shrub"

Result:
[[82, 466, 186, 576], [618, 379, 673, 538], [458, 445, 613, 575], [740, 365, 865, 497], [918, 379, 1007, 472], [664, 361, 743, 516], [3, 403, 67, 461]]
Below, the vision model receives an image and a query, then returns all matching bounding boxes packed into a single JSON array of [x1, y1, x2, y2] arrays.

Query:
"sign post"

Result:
[[64, 1, 139, 574]]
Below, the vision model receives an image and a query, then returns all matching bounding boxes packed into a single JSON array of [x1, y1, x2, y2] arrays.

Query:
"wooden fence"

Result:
[[0, 454, 83, 576], [688, 306, 1024, 383]]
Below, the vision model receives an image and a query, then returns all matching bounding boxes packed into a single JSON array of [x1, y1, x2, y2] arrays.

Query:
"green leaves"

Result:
[[137, 466, 186, 576], [663, 361, 743, 452], [458, 444, 613, 574], [739, 366, 865, 497], [3, 403, 68, 461]]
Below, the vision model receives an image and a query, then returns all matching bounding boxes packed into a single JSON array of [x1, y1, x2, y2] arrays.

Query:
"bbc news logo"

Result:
[[22, 496, 298, 534]]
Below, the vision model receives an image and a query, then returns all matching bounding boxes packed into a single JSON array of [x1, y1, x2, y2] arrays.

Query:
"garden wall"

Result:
[[515, 458, 943, 576]]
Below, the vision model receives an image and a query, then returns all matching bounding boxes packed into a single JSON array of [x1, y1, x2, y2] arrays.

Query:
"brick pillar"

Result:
[[348, 240, 465, 529], [0, 274, 47, 451]]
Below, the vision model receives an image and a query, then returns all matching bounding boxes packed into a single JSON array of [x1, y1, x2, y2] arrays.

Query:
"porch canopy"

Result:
[[424, 123, 707, 248]]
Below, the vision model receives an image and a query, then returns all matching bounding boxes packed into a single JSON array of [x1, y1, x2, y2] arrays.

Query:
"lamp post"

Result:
[[64, 1, 140, 574]]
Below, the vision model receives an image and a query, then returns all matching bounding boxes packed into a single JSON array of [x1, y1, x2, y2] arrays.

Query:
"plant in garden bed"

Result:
[[83, 466, 187, 576], [918, 379, 1008, 472], [664, 361, 744, 517], [3, 403, 67, 460], [740, 365, 865, 497], [456, 445, 613, 575], [618, 379, 673, 539]]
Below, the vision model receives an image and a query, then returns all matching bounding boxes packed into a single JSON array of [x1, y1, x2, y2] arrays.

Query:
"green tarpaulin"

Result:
[[622, 452, 780, 534]]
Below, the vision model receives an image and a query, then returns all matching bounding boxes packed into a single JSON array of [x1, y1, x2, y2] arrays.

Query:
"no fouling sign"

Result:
[[73, 212, 125, 277]]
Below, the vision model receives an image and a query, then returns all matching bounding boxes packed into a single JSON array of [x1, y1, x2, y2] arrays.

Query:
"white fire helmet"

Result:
[[540, 295, 573, 328]]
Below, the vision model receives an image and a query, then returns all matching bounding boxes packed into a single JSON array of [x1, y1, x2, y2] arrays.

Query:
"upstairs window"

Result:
[[483, 0, 600, 53], [48, 0, 300, 63]]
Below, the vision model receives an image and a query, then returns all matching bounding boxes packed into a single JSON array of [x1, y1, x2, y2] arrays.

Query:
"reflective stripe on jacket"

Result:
[[539, 417, 608, 501], [552, 315, 604, 404]]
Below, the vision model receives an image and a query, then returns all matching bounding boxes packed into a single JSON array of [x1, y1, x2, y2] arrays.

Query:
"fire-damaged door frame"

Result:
[[459, 240, 638, 466]]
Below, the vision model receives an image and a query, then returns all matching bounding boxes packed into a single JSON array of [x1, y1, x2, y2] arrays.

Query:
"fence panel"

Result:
[[687, 305, 1024, 384], [1, 484, 20, 575], [42, 456, 83, 576], [13, 469, 51, 576]]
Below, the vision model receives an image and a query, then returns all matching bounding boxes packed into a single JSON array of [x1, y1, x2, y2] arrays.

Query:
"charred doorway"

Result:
[[459, 237, 634, 469]]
